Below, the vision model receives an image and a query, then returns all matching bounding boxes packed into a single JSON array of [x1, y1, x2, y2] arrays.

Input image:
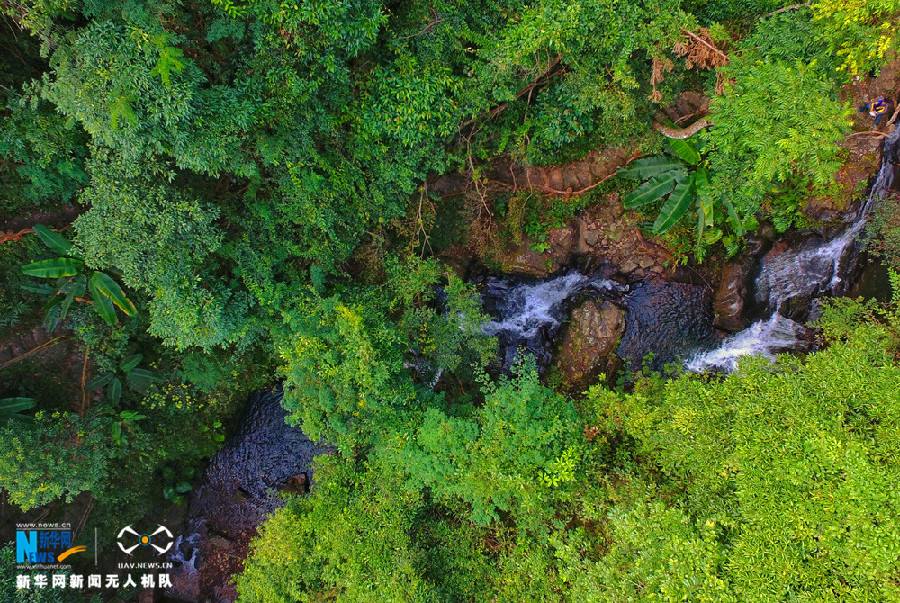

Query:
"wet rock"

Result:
[[555, 300, 625, 389], [713, 263, 749, 332], [167, 387, 334, 603], [280, 473, 309, 495], [480, 271, 629, 372]]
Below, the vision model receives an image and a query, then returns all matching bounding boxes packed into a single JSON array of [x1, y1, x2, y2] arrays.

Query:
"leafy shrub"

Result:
[[703, 59, 852, 232]]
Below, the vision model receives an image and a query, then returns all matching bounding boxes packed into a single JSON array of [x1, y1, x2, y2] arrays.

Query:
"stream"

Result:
[[482, 127, 900, 374], [166, 130, 898, 603]]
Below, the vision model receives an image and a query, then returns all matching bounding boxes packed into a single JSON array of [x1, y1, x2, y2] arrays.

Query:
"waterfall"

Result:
[[482, 272, 627, 368], [480, 271, 716, 372], [688, 128, 900, 372]]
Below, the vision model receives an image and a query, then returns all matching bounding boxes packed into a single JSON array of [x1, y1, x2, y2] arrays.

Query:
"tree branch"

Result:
[[680, 28, 728, 64], [763, 3, 811, 17]]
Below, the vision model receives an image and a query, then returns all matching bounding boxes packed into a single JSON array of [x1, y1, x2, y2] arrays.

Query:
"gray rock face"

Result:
[[167, 387, 333, 602]]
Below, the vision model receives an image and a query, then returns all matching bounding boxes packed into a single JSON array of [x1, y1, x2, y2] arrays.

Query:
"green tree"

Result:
[[703, 59, 852, 232], [0, 411, 114, 510]]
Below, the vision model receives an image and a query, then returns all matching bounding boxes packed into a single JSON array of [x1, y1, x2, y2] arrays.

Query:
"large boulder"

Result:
[[555, 300, 625, 389], [713, 262, 749, 332]]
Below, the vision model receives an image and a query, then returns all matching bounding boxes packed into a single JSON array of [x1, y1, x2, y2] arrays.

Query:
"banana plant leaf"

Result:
[[21, 283, 56, 295], [722, 196, 744, 236], [654, 173, 697, 234], [22, 257, 83, 278], [618, 157, 685, 180], [91, 272, 136, 316], [0, 397, 36, 414], [44, 302, 62, 332], [89, 277, 118, 326], [33, 225, 78, 258], [107, 377, 122, 404], [86, 372, 116, 391], [127, 368, 163, 391], [120, 354, 143, 374], [623, 172, 681, 209], [59, 275, 87, 321], [669, 138, 701, 165], [695, 168, 715, 233]]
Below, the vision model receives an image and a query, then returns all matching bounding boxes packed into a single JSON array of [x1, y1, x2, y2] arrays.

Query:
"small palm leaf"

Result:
[[91, 272, 136, 316], [127, 368, 163, 391], [22, 257, 83, 278], [695, 168, 715, 232], [668, 138, 701, 165], [0, 397, 36, 414], [120, 354, 143, 374], [33, 225, 78, 258], [654, 173, 697, 234], [623, 173, 681, 209], [89, 277, 118, 326], [618, 157, 685, 179]]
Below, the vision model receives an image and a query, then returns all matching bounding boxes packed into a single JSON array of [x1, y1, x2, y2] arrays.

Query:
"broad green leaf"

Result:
[[623, 173, 680, 209], [618, 157, 685, 179], [119, 410, 146, 422], [21, 283, 55, 295], [59, 275, 86, 321], [0, 398, 36, 415], [111, 421, 122, 445], [89, 277, 117, 326], [44, 303, 61, 332], [696, 200, 707, 255], [91, 272, 136, 316], [32, 225, 77, 257], [107, 377, 122, 404], [120, 354, 143, 374], [668, 138, 701, 165], [127, 368, 163, 391], [654, 173, 697, 234], [695, 168, 715, 234], [722, 196, 745, 236], [22, 257, 83, 278], [86, 373, 115, 391]]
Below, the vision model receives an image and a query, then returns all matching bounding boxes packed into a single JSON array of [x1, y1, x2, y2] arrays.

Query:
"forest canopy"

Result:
[[2, 0, 900, 601]]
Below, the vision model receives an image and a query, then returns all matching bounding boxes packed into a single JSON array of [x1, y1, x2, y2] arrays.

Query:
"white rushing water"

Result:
[[483, 272, 626, 339], [482, 272, 590, 339], [686, 314, 805, 372], [688, 127, 899, 372], [481, 271, 628, 368]]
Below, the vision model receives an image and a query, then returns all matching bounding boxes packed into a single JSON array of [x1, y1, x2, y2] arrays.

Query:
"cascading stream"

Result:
[[688, 127, 900, 372], [481, 273, 627, 369]]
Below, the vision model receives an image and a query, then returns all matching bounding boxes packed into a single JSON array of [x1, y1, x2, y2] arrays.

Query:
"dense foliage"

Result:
[[2, 0, 900, 600], [241, 300, 900, 601]]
